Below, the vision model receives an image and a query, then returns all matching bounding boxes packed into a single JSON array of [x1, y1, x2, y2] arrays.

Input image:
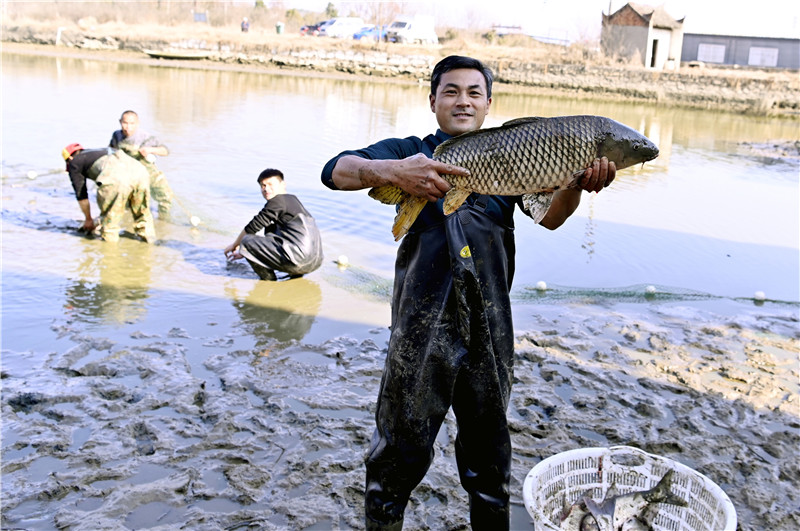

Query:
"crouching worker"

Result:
[[63, 143, 156, 243], [224, 168, 323, 280]]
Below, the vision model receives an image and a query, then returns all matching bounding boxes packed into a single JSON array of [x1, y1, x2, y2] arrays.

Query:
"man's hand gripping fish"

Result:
[[368, 115, 660, 240]]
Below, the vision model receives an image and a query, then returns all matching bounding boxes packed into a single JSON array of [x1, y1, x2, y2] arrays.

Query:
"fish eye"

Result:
[[633, 144, 640, 150]]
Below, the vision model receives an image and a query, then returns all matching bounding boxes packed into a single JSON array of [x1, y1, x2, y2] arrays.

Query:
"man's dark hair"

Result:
[[257, 168, 284, 183], [120, 110, 138, 120], [431, 55, 493, 99]]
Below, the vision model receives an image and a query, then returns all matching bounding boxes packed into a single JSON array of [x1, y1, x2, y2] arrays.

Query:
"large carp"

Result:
[[368, 115, 659, 240]]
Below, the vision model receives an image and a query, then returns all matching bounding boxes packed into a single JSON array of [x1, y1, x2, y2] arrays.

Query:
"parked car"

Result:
[[385, 15, 438, 45], [299, 23, 318, 36], [300, 20, 329, 36], [318, 17, 365, 38], [353, 24, 387, 41]]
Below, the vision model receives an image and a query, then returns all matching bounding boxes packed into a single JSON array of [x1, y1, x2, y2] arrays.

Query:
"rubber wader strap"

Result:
[[458, 194, 490, 226], [473, 194, 489, 211]]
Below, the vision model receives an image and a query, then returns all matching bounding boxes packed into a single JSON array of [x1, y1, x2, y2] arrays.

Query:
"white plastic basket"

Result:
[[523, 446, 737, 531]]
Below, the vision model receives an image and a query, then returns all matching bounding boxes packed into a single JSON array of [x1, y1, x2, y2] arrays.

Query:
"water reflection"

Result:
[[3, 50, 798, 302], [63, 239, 153, 325], [226, 278, 322, 346], [7, 51, 799, 151], [580, 199, 597, 263]]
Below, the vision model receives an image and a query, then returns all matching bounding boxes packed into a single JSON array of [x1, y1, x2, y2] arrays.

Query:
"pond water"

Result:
[[2, 51, 799, 530], [3, 52, 797, 312]]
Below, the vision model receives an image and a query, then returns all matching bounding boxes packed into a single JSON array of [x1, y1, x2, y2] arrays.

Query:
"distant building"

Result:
[[601, 3, 684, 70], [681, 34, 800, 69]]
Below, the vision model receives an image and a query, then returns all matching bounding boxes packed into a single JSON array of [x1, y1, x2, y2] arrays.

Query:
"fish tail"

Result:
[[369, 185, 408, 205], [567, 168, 587, 188], [442, 188, 472, 215], [392, 196, 427, 240], [662, 491, 688, 507], [521, 192, 554, 224], [646, 469, 688, 507]]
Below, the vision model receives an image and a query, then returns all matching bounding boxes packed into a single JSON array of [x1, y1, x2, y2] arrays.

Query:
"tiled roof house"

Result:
[[601, 2, 685, 69]]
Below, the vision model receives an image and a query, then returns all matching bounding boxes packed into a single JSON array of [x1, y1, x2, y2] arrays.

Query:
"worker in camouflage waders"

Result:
[[321, 55, 616, 530], [63, 143, 156, 243], [109, 110, 174, 215]]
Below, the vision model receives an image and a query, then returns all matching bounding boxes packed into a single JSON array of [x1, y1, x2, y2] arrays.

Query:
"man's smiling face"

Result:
[[429, 68, 492, 137]]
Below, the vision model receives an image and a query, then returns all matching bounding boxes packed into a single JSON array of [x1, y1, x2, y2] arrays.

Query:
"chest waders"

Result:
[[365, 196, 515, 530], [92, 151, 155, 243], [239, 213, 324, 278], [117, 139, 174, 214]]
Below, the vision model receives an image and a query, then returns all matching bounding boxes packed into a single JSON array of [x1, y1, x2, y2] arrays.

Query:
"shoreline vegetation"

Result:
[[3, 5, 800, 119]]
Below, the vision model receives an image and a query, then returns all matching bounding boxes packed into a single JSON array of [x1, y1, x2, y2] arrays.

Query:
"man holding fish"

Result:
[[321, 54, 657, 530]]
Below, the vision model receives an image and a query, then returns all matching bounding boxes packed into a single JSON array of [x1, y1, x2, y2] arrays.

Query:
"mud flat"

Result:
[[2, 291, 798, 529]]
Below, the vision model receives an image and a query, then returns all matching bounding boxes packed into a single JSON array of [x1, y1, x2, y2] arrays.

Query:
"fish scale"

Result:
[[368, 115, 659, 240], [436, 117, 605, 195]]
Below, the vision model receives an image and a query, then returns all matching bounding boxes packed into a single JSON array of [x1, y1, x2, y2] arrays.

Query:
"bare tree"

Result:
[[344, 1, 405, 26]]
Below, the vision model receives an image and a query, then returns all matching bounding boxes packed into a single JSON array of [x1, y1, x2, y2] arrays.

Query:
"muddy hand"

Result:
[[394, 153, 467, 202], [224, 244, 243, 261], [580, 157, 616, 193], [79, 218, 97, 233]]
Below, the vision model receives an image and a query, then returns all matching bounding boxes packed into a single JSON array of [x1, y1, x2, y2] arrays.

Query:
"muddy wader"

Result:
[[365, 195, 515, 530], [239, 212, 324, 280], [117, 143, 174, 215], [93, 150, 155, 243]]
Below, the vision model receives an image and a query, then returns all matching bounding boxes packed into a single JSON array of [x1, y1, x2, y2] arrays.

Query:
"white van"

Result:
[[385, 15, 438, 45], [318, 17, 365, 38]]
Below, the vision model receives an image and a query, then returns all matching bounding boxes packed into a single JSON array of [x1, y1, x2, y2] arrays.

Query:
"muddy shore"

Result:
[[2, 21, 800, 118], [2, 293, 799, 530], [3, 30, 800, 531]]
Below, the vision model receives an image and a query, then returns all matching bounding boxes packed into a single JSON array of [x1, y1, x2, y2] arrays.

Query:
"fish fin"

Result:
[[369, 185, 408, 205], [521, 192, 555, 224], [442, 188, 472, 215], [584, 497, 614, 531], [433, 132, 479, 158], [662, 491, 688, 508], [433, 117, 546, 159], [501, 116, 546, 127], [636, 502, 662, 529], [567, 169, 587, 188], [392, 196, 428, 241], [432, 120, 517, 158], [604, 482, 622, 500]]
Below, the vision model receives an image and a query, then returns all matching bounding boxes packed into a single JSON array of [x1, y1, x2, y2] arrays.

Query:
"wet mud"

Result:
[[2, 295, 798, 530]]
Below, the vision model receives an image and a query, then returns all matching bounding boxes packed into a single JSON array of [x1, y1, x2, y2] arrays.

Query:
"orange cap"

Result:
[[62, 143, 83, 168]]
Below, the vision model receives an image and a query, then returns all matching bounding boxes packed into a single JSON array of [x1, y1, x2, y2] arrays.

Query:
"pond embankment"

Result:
[[3, 22, 800, 118]]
